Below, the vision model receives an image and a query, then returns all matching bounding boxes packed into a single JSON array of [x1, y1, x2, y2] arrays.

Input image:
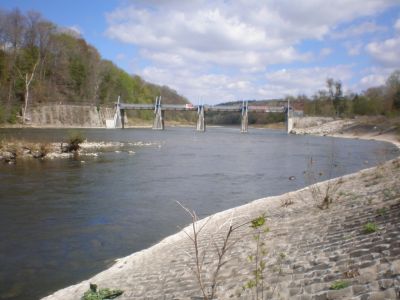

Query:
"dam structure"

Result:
[[111, 97, 296, 133]]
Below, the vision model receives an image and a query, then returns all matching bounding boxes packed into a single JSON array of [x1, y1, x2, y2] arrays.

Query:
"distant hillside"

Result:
[[0, 8, 190, 124]]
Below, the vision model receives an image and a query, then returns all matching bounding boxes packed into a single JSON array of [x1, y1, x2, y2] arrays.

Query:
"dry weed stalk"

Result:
[[305, 155, 343, 209], [177, 201, 249, 300]]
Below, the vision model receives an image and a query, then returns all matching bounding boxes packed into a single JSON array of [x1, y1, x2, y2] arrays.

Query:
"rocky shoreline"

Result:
[[0, 140, 160, 164], [41, 118, 400, 300], [0, 141, 120, 164]]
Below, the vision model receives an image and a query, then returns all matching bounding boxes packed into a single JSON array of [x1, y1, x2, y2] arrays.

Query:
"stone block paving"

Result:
[[43, 159, 400, 300]]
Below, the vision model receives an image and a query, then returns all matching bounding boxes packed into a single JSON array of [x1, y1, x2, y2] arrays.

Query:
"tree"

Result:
[[393, 90, 400, 110], [5, 9, 26, 107], [0, 8, 190, 124], [16, 47, 40, 123], [326, 78, 343, 116], [385, 70, 400, 111]]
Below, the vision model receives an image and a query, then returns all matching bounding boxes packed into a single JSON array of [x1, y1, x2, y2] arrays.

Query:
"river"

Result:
[[0, 127, 398, 300]]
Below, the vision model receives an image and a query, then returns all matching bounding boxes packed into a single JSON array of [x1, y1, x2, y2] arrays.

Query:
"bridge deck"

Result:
[[119, 103, 284, 113]]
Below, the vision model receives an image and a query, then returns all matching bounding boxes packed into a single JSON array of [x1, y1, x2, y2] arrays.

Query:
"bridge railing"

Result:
[[119, 102, 290, 113], [119, 103, 154, 110]]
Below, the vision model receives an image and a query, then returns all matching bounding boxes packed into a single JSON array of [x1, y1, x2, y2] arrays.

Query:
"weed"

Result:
[[383, 189, 393, 200], [330, 280, 349, 290], [343, 268, 359, 278], [363, 222, 378, 234], [343, 234, 352, 240], [376, 207, 387, 216], [62, 131, 85, 152], [81, 283, 123, 300], [31, 143, 51, 158], [178, 202, 248, 300], [281, 197, 294, 207], [304, 151, 343, 210], [242, 214, 272, 300]]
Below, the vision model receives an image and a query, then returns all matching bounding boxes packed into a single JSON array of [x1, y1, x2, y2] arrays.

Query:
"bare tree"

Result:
[[385, 70, 400, 110], [17, 56, 39, 123], [326, 78, 343, 116]]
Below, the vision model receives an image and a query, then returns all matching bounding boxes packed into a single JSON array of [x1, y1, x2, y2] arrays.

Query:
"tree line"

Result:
[[296, 71, 400, 117], [0, 8, 189, 124], [206, 70, 400, 126]]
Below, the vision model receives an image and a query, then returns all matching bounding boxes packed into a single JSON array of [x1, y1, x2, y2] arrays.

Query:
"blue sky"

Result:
[[2, 0, 400, 104]]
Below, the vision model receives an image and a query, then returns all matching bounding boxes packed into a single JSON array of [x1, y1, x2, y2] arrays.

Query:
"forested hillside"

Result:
[[0, 8, 189, 124]]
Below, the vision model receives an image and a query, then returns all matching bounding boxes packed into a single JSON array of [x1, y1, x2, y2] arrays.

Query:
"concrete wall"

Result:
[[28, 105, 114, 127]]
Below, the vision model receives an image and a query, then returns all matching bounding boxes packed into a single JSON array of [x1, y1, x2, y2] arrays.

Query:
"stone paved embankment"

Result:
[[43, 154, 400, 299]]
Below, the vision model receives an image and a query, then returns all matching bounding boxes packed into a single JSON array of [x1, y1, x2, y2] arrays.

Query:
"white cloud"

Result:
[[354, 66, 395, 91], [395, 18, 400, 31], [349, 65, 400, 92], [68, 25, 83, 36], [116, 53, 126, 61], [104, 0, 398, 102], [58, 25, 83, 37], [359, 74, 386, 88], [331, 21, 386, 39], [139, 65, 354, 103], [140, 66, 257, 102], [320, 48, 332, 57], [262, 66, 353, 98], [366, 37, 400, 67], [106, 0, 396, 69], [344, 41, 364, 56]]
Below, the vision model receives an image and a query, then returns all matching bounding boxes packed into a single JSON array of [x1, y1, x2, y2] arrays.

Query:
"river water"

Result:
[[0, 127, 398, 299]]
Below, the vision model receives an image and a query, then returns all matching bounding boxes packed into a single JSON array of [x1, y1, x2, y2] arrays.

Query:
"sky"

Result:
[[2, 0, 400, 105]]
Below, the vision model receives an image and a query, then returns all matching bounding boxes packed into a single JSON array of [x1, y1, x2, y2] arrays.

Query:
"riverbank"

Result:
[[42, 120, 400, 300], [291, 116, 400, 148]]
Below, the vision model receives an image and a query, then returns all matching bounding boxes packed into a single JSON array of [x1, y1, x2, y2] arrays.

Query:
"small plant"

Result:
[[330, 280, 349, 290], [281, 197, 294, 207], [31, 143, 51, 158], [82, 283, 123, 300], [62, 131, 85, 152], [304, 151, 343, 210], [363, 222, 378, 234], [242, 214, 270, 300], [382, 189, 392, 200], [343, 268, 359, 278], [376, 207, 387, 216], [178, 202, 248, 300]]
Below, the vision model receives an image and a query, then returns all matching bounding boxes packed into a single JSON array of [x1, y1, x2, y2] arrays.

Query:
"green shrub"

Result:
[[0, 104, 5, 123], [7, 107, 19, 124], [330, 280, 349, 290], [363, 222, 378, 234], [63, 131, 85, 152], [82, 283, 123, 300]]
